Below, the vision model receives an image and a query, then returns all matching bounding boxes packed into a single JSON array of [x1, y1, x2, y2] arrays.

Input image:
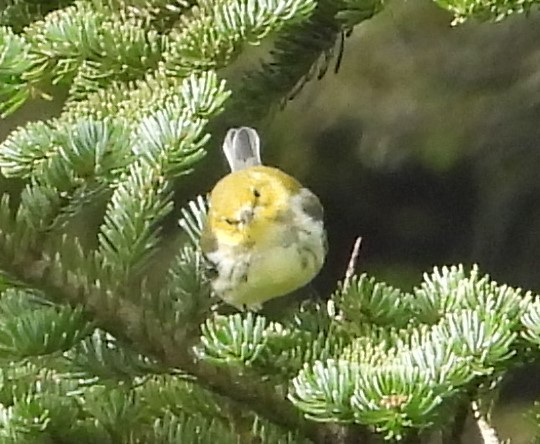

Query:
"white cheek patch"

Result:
[[236, 205, 254, 225]]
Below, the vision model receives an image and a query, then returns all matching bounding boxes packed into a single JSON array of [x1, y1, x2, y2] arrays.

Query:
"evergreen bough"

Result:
[[1, 0, 540, 443]]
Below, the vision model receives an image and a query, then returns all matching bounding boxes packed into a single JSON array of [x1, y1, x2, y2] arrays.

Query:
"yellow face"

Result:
[[201, 165, 302, 251]]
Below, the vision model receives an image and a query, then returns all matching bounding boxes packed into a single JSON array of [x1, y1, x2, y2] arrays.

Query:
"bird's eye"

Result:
[[253, 188, 261, 198]]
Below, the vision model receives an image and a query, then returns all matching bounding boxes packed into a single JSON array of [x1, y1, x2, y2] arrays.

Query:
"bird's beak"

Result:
[[239, 207, 254, 225]]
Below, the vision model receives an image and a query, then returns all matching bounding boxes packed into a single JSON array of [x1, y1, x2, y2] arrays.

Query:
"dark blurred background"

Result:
[[263, 1, 540, 297], [3, 0, 540, 440]]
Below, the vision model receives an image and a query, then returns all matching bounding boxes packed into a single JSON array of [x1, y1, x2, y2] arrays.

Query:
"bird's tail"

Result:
[[222, 127, 262, 172]]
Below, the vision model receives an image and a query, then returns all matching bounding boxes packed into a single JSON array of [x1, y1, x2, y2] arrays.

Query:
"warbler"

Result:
[[200, 127, 327, 311]]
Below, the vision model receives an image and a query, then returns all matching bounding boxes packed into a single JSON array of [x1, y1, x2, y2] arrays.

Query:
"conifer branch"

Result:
[[0, 0, 74, 31], [164, 0, 317, 76], [2, 1, 539, 443], [230, 0, 383, 123], [0, 26, 33, 116], [434, 0, 540, 24], [0, 249, 323, 440]]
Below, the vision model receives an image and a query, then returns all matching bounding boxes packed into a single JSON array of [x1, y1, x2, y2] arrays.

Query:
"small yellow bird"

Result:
[[200, 127, 327, 310]]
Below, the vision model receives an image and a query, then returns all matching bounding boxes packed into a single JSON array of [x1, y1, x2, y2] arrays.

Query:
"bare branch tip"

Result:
[[471, 400, 501, 444], [343, 236, 363, 290]]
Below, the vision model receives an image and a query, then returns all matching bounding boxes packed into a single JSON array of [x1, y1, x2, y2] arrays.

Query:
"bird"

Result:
[[200, 127, 327, 311]]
